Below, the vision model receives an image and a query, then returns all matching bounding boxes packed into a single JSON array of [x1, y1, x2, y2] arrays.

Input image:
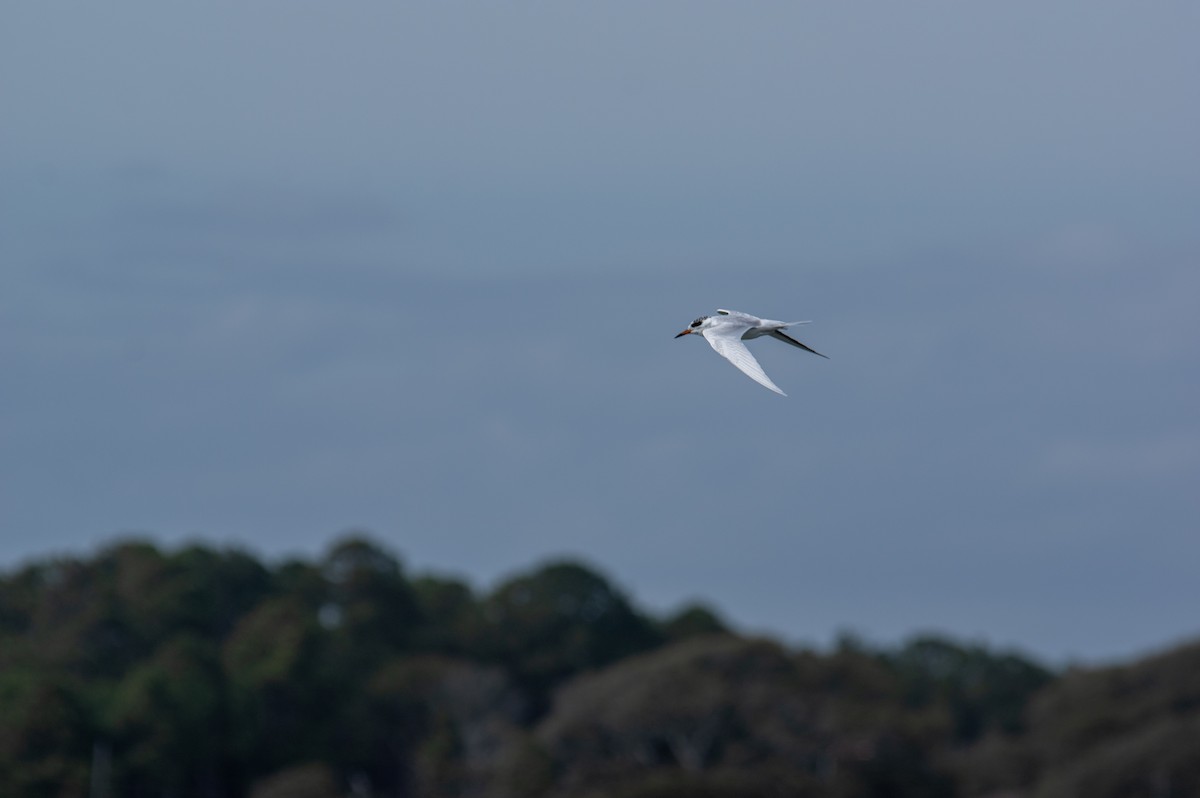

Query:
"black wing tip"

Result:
[[773, 330, 830, 359]]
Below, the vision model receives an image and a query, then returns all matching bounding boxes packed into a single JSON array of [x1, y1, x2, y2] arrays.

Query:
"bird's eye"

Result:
[[691, 317, 705, 327]]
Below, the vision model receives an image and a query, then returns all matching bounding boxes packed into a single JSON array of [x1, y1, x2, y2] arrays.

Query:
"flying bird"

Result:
[[674, 309, 827, 396]]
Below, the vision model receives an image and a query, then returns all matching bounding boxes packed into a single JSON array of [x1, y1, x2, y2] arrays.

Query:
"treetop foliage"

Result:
[[0, 535, 1197, 798]]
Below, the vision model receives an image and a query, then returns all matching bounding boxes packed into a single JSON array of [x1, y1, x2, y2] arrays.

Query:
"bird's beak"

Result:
[[674, 329, 692, 338]]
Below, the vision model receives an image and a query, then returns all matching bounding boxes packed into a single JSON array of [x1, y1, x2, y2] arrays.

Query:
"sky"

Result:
[[2, 2, 1198, 664]]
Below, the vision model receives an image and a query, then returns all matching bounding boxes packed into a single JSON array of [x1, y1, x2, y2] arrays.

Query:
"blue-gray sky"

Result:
[[3, 3, 1198, 663]]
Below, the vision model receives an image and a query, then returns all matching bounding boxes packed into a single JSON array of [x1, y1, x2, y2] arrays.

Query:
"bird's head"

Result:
[[674, 315, 710, 338]]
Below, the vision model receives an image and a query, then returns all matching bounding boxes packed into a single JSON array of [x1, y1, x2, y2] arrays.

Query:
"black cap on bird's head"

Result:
[[674, 315, 709, 338]]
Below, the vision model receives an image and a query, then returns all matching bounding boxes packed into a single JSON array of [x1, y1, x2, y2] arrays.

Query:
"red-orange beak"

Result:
[[674, 328, 692, 338]]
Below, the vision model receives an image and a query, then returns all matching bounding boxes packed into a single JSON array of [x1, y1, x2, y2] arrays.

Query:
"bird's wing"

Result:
[[705, 325, 786, 395], [715, 309, 760, 325], [768, 330, 829, 359]]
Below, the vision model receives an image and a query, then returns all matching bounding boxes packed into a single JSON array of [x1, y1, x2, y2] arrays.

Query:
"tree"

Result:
[[106, 635, 228, 797], [321, 537, 421, 670], [163, 545, 273, 640], [883, 635, 1053, 741], [222, 597, 333, 778], [0, 670, 93, 798], [537, 635, 955, 798], [410, 575, 484, 656], [1015, 640, 1200, 797], [480, 561, 663, 713], [660, 603, 729, 642], [23, 554, 137, 678], [354, 656, 528, 798]]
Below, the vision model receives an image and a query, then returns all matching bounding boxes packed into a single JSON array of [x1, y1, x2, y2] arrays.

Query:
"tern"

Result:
[[674, 309, 827, 396]]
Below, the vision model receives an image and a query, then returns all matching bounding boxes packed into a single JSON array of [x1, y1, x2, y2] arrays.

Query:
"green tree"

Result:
[[162, 545, 273, 639], [321, 537, 421, 670], [23, 554, 137, 678], [106, 635, 228, 797], [659, 603, 729, 642], [0, 671, 93, 798], [410, 575, 484, 656], [481, 561, 663, 713], [222, 597, 332, 778], [883, 635, 1053, 742]]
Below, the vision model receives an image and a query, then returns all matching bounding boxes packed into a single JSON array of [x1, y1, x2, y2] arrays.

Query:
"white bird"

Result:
[[674, 309, 827, 396]]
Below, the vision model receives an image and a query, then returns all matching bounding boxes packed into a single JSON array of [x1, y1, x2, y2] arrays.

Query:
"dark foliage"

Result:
[[881, 634, 1055, 742], [0, 535, 1195, 798]]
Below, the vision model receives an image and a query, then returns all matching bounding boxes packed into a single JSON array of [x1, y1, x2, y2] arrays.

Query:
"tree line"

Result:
[[0, 536, 1197, 797]]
